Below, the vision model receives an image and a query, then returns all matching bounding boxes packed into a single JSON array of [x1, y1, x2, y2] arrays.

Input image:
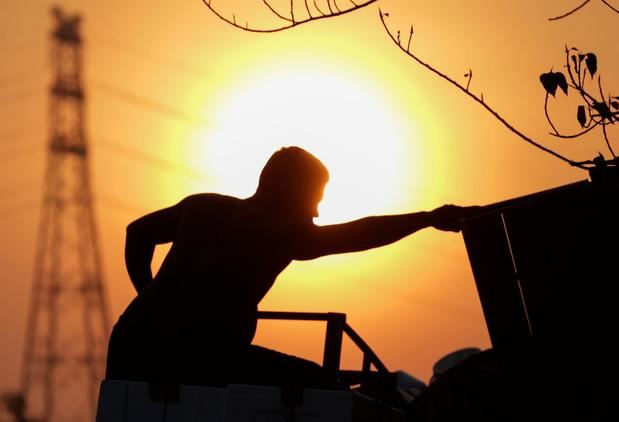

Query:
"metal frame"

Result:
[[257, 311, 389, 386]]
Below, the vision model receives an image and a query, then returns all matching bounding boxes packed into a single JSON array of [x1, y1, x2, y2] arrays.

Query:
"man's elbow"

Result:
[[125, 221, 148, 246], [126, 219, 145, 237]]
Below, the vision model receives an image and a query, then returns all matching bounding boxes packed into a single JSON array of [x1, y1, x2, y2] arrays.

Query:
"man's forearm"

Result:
[[295, 211, 434, 260], [346, 211, 434, 251]]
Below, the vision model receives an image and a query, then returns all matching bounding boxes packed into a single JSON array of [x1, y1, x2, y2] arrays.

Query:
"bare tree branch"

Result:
[[544, 93, 562, 135], [333, 0, 342, 14], [465, 69, 473, 92], [549, 0, 591, 21], [549, 0, 619, 21], [201, 0, 377, 33], [549, 122, 601, 139], [326, 0, 335, 15], [379, 9, 585, 169], [406, 25, 413, 51], [597, 76, 617, 157], [601, 0, 619, 13], [602, 120, 616, 157], [304, 0, 312, 18], [262, 0, 293, 23], [314, 0, 327, 17]]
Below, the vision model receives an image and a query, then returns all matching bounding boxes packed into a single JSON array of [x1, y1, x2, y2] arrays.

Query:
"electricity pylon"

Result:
[[20, 7, 110, 422]]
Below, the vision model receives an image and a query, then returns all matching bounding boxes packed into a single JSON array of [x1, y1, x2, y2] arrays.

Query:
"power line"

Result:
[[97, 193, 148, 216], [0, 68, 46, 88], [0, 38, 40, 56], [0, 84, 46, 107], [92, 80, 210, 125], [0, 144, 42, 163], [0, 121, 46, 143], [88, 32, 213, 80], [93, 137, 210, 181], [0, 198, 38, 220], [0, 181, 39, 198]]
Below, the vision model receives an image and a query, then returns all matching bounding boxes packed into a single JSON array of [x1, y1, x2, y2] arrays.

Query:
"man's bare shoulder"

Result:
[[181, 193, 244, 208], [175, 193, 248, 231]]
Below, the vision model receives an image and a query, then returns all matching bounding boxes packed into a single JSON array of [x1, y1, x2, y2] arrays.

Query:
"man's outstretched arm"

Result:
[[125, 198, 186, 293], [290, 205, 480, 260]]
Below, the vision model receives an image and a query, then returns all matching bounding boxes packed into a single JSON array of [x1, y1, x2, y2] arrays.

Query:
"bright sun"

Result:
[[194, 64, 419, 224]]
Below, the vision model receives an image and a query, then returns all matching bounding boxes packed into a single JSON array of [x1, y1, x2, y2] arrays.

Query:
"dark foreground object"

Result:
[[411, 343, 615, 421], [448, 167, 619, 422], [106, 324, 336, 389]]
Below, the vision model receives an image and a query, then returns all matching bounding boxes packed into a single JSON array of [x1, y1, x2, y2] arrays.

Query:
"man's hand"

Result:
[[429, 205, 483, 232]]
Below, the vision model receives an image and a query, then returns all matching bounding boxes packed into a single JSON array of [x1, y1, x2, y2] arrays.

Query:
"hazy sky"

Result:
[[1, 0, 617, 397]]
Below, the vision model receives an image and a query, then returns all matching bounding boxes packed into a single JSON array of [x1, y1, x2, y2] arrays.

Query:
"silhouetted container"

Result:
[[461, 167, 618, 381]]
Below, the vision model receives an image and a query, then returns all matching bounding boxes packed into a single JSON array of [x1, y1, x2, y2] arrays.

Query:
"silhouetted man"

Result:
[[105, 146, 474, 388]]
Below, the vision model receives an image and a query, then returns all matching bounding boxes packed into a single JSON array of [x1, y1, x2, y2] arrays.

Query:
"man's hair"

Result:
[[256, 146, 329, 199]]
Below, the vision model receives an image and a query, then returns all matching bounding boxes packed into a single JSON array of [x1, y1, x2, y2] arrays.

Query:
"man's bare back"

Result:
[[122, 193, 296, 347]]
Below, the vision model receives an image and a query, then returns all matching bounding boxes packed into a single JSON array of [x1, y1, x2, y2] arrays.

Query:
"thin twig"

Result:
[[333, 0, 342, 13], [314, 0, 327, 16], [406, 25, 413, 51], [596, 76, 617, 157], [601, 0, 619, 14], [550, 124, 601, 139], [379, 9, 584, 169], [597, 76, 607, 112], [548, 0, 591, 21], [326, 0, 334, 15], [566, 52, 598, 105], [544, 93, 562, 136], [601, 122, 617, 157], [201, 0, 377, 33], [291, 0, 295, 22], [465, 69, 472, 92], [549, 121, 601, 138], [304, 0, 312, 18], [262, 0, 293, 22]]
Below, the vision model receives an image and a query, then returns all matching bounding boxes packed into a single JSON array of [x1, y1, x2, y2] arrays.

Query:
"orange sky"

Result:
[[1, 0, 617, 397]]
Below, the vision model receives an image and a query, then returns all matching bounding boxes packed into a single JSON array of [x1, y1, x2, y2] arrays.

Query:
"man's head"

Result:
[[255, 146, 329, 221]]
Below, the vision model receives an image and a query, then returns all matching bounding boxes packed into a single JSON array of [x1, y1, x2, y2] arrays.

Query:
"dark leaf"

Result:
[[571, 55, 578, 69], [592, 101, 612, 120], [577, 105, 587, 127], [554, 72, 568, 95], [578, 54, 585, 62], [585, 53, 597, 78], [540, 72, 558, 97], [611, 101, 619, 110]]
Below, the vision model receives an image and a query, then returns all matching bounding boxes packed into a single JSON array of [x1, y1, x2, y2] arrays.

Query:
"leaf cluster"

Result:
[[540, 47, 617, 160]]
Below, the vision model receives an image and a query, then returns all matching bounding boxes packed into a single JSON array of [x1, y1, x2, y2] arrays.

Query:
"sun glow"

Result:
[[195, 64, 420, 224]]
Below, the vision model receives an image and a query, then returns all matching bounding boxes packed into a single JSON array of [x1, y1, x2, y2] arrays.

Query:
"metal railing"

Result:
[[256, 311, 389, 384]]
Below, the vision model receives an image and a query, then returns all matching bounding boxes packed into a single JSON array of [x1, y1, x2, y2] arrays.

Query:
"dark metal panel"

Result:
[[462, 212, 532, 350]]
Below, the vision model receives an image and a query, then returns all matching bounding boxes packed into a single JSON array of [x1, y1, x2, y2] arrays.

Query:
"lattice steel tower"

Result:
[[21, 7, 110, 422]]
